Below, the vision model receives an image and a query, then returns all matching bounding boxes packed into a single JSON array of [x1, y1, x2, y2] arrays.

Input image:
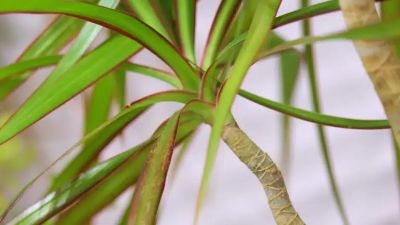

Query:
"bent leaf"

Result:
[[44, 0, 120, 85], [5, 111, 201, 225], [274, 0, 339, 28], [239, 89, 389, 129], [176, 0, 197, 63], [126, 0, 173, 42], [0, 35, 141, 145], [200, 0, 239, 70], [196, 1, 281, 223], [123, 63, 182, 89], [50, 90, 196, 191], [0, 16, 82, 99], [0, 0, 199, 90], [133, 113, 179, 225], [0, 56, 61, 81]]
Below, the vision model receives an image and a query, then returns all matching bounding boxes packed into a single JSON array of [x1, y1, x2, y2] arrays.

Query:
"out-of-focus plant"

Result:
[[0, 113, 35, 210], [0, 0, 398, 224]]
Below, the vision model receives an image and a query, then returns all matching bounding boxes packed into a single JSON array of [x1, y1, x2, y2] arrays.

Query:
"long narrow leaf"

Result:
[[0, 0, 200, 90], [200, 32, 300, 101], [8, 115, 200, 225], [125, 0, 173, 42], [301, 0, 349, 222], [9, 143, 149, 225], [381, 0, 400, 56], [84, 75, 114, 134], [221, 0, 261, 47], [50, 90, 196, 191], [381, 0, 400, 207], [200, 0, 240, 70], [0, 35, 141, 145], [0, 56, 388, 130], [123, 63, 182, 89], [196, 1, 281, 222], [260, 19, 400, 59], [239, 89, 389, 129], [44, 0, 120, 85], [133, 113, 179, 225], [275, 33, 301, 174], [1, 91, 195, 222], [176, 0, 197, 63], [148, 0, 178, 44], [55, 148, 148, 225], [0, 17, 82, 99], [74, 1, 120, 180], [52, 115, 200, 225], [274, 0, 338, 29], [0, 56, 61, 81], [273, 0, 384, 29], [114, 67, 127, 110]]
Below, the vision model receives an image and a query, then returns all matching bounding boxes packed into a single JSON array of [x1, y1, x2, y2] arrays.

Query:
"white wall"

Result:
[[0, 1, 398, 224]]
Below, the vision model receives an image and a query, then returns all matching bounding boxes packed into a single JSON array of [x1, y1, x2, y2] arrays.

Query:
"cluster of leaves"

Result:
[[0, 0, 398, 224]]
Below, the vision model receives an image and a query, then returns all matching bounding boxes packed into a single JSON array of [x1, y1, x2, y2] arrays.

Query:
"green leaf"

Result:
[[44, 0, 120, 85], [273, 33, 301, 174], [181, 100, 215, 125], [300, 1, 348, 222], [273, 0, 390, 29], [74, 1, 120, 176], [382, 0, 400, 208], [149, 0, 179, 44], [0, 55, 388, 130], [4, 111, 201, 225], [196, 1, 281, 222], [0, 17, 82, 99], [220, 0, 258, 50], [200, 0, 240, 69], [220, 18, 400, 62], [8, 143, 148, 225], [52, 114, 200, 225], [50, 90, 196, 191], [274, 39, 300, 104], [0, 35, 141, 145], [176, 0, 197, 63], [126, 0, 173, 42], [0, 55, 61, 81], [80, 74, 114, 167], [123, 63, 182, 89], [169, 131, 197, 183], [84, 75, 114, 134], [118, 198, 133, 225], [274, 0, 339, 28], [239, 89, 389, 129], [0, 0, 199, 91], [133, 112, 180, 225], [3, 90, 193, 223], [113, 67, 127, 110], [381, 0, 400, 56], [200, 31, 301, 102], [56, 148, 148, 225]]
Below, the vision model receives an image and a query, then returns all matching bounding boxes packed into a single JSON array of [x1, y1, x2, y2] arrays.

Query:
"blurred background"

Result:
[[0, 0, 399, 224]]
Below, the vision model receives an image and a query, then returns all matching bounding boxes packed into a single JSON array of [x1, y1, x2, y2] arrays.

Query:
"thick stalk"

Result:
[[222, 120, 304, 225], [338, 0, 400, 144]]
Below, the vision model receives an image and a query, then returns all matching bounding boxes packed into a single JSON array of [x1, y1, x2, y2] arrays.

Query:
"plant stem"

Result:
[[222, 119, 305, 225], [338, 0, 400, 146], [301, 1, 349, 224]]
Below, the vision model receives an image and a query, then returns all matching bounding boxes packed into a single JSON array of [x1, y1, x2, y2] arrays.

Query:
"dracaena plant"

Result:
[[0, 0, 399, 224]]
